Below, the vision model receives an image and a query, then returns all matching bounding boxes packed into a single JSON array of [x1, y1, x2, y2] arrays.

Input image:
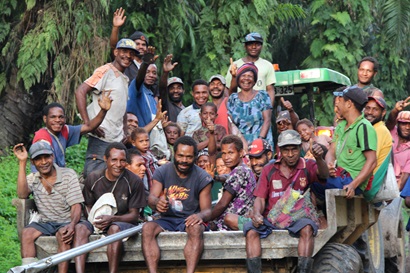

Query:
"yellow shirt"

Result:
[[373, 121, 393, 173]]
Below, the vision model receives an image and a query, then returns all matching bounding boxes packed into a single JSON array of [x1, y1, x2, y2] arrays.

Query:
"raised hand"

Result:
[[13, 143, 28, 162], [229, 58, 237, 77], [98, 90, 113, 111], [204, 163, 215, 179], [310, 139, 324, 159], [395, 96, 410, 111], [205, 118, 215, 134], [154, 99, 167, 121], [142, 46, 159, 64], [280, 97, 294, 112], [113, 7, 126, 27], [163, 54, 178, 73]]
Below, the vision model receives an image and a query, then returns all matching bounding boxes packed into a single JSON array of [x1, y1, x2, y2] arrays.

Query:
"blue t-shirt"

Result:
[[127, 79, 157, 127]]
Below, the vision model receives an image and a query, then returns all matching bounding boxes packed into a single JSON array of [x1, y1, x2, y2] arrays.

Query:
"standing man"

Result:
[[32, 95, 112, 169], [209, 74, 229, 132], [110, 7, 148, 81], [322, 86, 377, 199], [177, 79, 209, 136], [385, 97, 410, 190], [244, 130, 328, 273], [14, 142, 92, 273], [159, 54, 185, 122], [248, 138, 274, 180], [355, 56, 383, 97], [83, 142, 147, 273], [127, 47, 159, 128], [141, 136, 213, 273], [225, 32, 276, 105], [75, 38, 139, 177]]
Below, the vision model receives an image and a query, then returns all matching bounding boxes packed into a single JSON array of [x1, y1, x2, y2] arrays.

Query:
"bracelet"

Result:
[[259, 135, 266, 139]]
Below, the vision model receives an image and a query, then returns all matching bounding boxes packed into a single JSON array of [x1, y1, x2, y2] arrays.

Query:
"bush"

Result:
[[0, 149, 22, 272]]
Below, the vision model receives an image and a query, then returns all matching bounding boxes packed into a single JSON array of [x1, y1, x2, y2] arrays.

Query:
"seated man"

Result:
[[83, 142, 147, 273], [14, 142, 92, 273], [244, 130, 328, 273], [248, 138, 274, 180], [323, 86, 377, 199], [207, 135, 256, 230], [141, 136, 212, 273]]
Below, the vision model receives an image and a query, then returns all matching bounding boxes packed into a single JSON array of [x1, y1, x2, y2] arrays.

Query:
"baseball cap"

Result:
[[397, 111, 410, 123], [277, 130, 302, 147], [129, 31, 149, 45], [333, 86, 368, 106], [276, 110, 291, 123], [244, 32, 263, 44], [248, 139, 272, 157], [368, 96, 387, 109], [167, 77, 184, 87], [29, 141, 53, 159], [208, 75, 226, 85], [116, 38, 139, 54], [198, 148, 209, 158]]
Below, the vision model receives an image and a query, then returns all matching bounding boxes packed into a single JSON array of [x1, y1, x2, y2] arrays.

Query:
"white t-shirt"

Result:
[[85, 63, 129, 142]]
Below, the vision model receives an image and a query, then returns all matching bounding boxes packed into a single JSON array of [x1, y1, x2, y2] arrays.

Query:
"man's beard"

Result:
[[169, 94, 183, 103], [174, 160, 194, 174], [211, 89, 224, 99], [398, 125, 410, 141], [365, 114, 383, 125]]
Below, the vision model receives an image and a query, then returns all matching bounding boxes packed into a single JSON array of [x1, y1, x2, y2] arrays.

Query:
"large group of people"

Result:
[[12, 8, 410, 273]]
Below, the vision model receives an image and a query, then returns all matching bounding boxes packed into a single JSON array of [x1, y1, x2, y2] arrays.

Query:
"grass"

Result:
[[0, 138, 88, 272]]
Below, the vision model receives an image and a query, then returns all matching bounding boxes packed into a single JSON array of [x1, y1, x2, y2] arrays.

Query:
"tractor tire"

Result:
[[380, 197, 406, 273], [312, 243, 364, 273], [367, 220, 385, 273]]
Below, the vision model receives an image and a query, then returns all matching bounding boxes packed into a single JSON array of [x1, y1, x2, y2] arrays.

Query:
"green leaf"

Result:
[[330, 11, 351, 27]]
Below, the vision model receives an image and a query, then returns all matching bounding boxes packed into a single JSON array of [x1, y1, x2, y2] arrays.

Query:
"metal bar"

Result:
[[8, 223, 144, 273]]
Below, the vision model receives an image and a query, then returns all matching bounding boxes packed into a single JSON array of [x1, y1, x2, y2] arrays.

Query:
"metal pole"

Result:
[[8, 223, 144, 273]]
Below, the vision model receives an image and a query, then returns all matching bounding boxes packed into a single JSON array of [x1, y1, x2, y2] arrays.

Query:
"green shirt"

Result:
[[333, 115, 377, 191]]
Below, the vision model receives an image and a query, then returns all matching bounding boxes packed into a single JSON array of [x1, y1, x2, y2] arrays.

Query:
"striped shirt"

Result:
[[27, 164, 84, 223]]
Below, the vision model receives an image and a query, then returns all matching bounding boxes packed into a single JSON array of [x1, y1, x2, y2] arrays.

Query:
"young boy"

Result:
[[192, 102, 227, 151], [164, 122, 182, 161], [131, 127, 159, 192], [206, 135, 256, 230]]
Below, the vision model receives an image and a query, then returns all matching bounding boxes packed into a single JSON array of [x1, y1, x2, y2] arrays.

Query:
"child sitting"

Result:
[[296, 118, 331, 159], [192, 102, 227, 151], [131, 127, 159, 192]]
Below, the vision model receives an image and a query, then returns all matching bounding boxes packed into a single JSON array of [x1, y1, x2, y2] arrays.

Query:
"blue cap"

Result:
[[116, 38, 139, 54], [244, 32, 263, 43], [333, 86, 368, 106]]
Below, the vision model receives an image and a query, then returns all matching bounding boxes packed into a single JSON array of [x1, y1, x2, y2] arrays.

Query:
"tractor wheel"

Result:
[[312, 243, 363, 273]]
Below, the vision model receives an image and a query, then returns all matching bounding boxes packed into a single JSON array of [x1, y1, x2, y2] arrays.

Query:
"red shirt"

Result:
[[214, 97, 229, 133], [254, 158, 319, 217]]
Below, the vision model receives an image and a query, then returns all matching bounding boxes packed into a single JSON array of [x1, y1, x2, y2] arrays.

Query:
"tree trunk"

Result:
[[0, 67, 46, 153]]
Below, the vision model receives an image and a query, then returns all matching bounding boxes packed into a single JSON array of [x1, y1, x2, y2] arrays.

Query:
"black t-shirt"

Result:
[[153, 163, 212, 218], [83, 168, 147, 215]]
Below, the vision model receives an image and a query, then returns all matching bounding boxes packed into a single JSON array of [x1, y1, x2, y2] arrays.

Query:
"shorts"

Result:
[[237, 215, 252, 231], [112, 221, 136, 232], [311, 176, 363, 200], [154, 216, 209, 232], [26, 220, 93, 236], [243, 218, 318, 239]]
